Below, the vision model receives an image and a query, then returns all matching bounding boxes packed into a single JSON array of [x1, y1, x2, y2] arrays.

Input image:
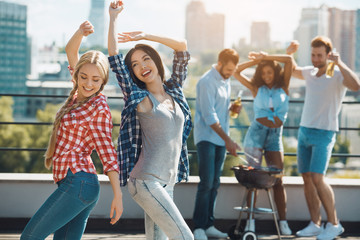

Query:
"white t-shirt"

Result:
[[300, 66, 346, 131]]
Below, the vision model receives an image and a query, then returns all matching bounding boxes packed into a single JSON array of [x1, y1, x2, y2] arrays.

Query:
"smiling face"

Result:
[[76, 63, 104, 101], [130, 49, 160, 85], [261, 65, 275, 87], [311, 46, 328, 69]]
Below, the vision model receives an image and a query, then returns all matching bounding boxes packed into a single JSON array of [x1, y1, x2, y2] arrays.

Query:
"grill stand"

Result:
[[230, 188, 282, 240]]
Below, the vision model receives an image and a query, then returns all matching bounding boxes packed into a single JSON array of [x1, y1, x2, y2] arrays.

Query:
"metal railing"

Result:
[[1, 93, 360, 159]]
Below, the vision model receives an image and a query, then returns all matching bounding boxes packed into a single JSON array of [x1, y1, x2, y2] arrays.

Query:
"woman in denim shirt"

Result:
[[107, 1, 193, 239], [233, 50, 293, 235]]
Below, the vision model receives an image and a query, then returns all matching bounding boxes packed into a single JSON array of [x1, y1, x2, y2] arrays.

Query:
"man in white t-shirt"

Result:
[[287, 36, 360, 240]]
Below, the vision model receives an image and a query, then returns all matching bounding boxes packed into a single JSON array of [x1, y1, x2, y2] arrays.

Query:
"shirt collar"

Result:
[[211, 64, 229, 82]]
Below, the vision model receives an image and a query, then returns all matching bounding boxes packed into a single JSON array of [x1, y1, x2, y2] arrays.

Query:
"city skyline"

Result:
[[5, 0, 360, 49]]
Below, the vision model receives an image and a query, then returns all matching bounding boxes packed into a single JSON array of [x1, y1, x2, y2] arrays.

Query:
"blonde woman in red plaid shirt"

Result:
[[21, 21, 123, 240]]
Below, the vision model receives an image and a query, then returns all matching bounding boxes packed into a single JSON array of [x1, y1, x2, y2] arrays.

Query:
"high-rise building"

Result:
[[328, 8, 356, 69], [0, 1, 28, 117], [355, 9, 360, 72], [87, 0, 105, 47], [294, 5, 356, 69], [186, 0, 224, 55], [294, 5, 329, 66], [250, 21, 270, 49]]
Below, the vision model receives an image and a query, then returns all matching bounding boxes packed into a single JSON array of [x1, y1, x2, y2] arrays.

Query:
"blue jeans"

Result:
[[193, 141, 226, 229], [128, 177, 193, 240], [21, 170, 100, 240]]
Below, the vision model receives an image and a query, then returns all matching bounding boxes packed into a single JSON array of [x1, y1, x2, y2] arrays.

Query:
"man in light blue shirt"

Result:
[[193, 49, 241, 240]]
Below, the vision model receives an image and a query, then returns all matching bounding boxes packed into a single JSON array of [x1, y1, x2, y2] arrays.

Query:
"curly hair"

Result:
[[252, 60, 285, 89]]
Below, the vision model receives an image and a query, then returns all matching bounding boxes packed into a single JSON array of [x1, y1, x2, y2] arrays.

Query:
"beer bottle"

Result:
[[230, 91, 243, 118], [326, 48, 336, 78]]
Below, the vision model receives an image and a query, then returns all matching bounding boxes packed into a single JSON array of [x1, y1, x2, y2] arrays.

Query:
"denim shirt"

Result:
[[254, 86, 289, 123], [194, 65, 231, 146], [108, 51, 192, 186]]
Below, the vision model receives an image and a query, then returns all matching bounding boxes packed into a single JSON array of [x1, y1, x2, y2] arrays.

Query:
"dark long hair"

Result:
[[252, 60, 284, 89], [124, 44, 166, 89]]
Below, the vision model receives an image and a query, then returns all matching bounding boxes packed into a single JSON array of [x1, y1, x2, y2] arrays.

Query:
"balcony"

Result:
[[0, 93, 360, 239]]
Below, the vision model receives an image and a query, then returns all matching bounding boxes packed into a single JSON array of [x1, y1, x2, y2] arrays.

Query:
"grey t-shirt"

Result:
[[130, 93, 184, 185]]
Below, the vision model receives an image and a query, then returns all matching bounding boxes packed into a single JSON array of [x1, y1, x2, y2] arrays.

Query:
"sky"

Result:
[[6, 0, 360, 49]]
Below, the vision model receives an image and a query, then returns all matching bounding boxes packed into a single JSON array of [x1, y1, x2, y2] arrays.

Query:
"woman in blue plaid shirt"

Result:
[[107, 1, 193, 239]]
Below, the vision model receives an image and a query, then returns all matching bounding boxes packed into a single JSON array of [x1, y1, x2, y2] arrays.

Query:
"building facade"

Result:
[[250, 21, 270, 49], [87, 0, 105, 48], [185, 0, 224, 55], [294, 5, 357, 69], [0, 1, 28, 117]]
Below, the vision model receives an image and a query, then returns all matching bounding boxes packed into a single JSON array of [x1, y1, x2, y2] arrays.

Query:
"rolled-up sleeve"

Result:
[[88, 111, 119, 174]]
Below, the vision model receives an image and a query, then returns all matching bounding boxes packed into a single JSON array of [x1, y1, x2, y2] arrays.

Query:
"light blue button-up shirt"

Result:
[[194, 65, 231, 146]]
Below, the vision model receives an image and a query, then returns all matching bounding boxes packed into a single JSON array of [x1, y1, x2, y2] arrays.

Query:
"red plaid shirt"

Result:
[[52, 94, 119, 182]]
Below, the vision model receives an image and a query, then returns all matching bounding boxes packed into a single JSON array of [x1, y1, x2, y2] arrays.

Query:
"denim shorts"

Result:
[[297, 126, 336, 175], [244, 120, 284, 152]]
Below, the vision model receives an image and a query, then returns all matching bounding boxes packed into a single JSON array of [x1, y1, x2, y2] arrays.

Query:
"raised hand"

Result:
[[118, 31, 146, 43], [109, 0, 124, 18], [286, 40, 299, 55], [328, 50, 340, 65], [248, 51, 267, 61], [79, 21, 94, 37]]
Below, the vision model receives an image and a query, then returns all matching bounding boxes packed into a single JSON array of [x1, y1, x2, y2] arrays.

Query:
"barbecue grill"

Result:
[[228, 165, 283, 240]]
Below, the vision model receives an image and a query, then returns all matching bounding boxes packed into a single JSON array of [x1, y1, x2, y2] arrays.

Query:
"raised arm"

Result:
[[108, 0, 124, 56], [118, 32, 187, 52], [331, 52, 360, 91], [255, 53, 293, 92], [286, 40, 304, 80], [233, 59, 259, 96], [65, 21, 94, 69]]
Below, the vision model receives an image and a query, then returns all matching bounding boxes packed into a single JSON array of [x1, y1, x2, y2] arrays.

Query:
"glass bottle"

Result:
[[326, 48, 336, 78], [229, 91, 243, 118]]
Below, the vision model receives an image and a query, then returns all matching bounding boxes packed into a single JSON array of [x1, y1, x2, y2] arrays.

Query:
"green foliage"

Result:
[[0, 97, 31, 172], [25, 104, 61, 173], [331, 135, 350, 165], [188, 50, 218, 77]]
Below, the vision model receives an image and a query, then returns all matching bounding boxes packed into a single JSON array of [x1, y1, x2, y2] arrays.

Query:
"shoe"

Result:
[[194, 228, 208, 240], [279, 220, 292, 235], [317, 222, 344, 240], [296, 221, 323, 237], [244, 219, 255, 232], [205, 226, 228, 238]]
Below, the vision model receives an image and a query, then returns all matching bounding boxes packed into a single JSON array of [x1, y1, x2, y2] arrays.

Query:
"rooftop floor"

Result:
[[1, 232, 360, 240]]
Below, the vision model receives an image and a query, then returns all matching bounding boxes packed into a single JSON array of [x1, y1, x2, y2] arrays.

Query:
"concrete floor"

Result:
[[1, 233, 359, 240]]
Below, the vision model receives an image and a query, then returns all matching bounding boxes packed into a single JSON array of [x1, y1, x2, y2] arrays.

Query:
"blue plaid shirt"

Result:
[[108, 51, 192, 186]]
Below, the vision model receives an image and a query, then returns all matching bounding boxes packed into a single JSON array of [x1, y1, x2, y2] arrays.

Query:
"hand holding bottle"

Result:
[[326, 48, 337, 78], [229, 90, 243, 118]]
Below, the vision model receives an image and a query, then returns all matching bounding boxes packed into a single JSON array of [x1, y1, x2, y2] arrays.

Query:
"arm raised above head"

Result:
[[233, 59, 259, 96], [108, 0, 124, 56], [118, 32, 187, 52], [286, 40, 304, 80], [65, 21, 94, 69]]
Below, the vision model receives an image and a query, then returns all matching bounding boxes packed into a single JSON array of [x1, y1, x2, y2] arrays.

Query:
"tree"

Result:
[[331, 135, 350, 165], [0, 97, 31, 172], [25, 103, 60, 173]]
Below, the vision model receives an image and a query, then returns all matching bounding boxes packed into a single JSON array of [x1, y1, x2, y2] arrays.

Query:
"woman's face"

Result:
[[261, 65, 275, 86], [130, 49, 159, 84], [76, 63, 104, 101]]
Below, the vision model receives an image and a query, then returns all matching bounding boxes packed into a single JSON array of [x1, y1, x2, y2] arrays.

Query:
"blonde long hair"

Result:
[[44, 50, 110, 169]]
